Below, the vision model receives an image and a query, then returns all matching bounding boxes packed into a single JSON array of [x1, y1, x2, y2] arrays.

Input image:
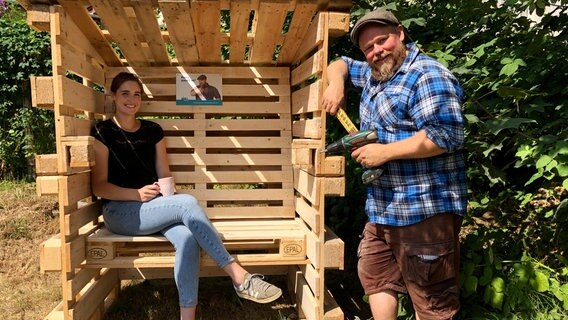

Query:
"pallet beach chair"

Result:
[[21, 0, 351, 319]]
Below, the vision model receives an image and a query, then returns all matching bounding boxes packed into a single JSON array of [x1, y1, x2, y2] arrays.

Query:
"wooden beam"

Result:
[[55, 1, 122, 66], [30, 76, 54, 109], [324, 226, 344, 270], [26, 4, 51, 32], [190, 0, 221, 64], [277, 1, 317, 63], [35, 154, 59, 176], [159, 0, 199, 66], [249, 0, 289, 64]]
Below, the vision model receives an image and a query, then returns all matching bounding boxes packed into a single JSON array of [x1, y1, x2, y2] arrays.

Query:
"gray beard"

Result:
[[371, 46, 406, 82]]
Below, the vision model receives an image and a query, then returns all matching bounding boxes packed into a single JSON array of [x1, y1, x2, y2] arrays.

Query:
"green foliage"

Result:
[[326, 0, 568, 318], [0, 1, 54, 179]]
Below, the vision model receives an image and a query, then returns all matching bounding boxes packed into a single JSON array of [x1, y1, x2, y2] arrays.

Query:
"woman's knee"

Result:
[[172, 193, 198, 205]]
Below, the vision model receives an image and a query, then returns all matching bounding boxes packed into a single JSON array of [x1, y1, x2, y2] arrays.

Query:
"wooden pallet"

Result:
[[24, 1, 352, 319], [86, 219, 308, 267]]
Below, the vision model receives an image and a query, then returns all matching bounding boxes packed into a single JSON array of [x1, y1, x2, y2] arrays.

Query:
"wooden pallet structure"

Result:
[[21, 0, 352, 319]]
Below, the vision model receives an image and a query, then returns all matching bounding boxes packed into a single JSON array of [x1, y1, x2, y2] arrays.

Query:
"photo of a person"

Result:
[[190, 74, 221, 100]]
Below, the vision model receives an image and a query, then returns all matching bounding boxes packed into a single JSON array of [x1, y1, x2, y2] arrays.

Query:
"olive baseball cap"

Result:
[[350, 8, 400, 47]]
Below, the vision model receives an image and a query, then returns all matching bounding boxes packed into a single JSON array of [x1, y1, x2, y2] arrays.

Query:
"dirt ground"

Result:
[[0, 181, 372, 320]]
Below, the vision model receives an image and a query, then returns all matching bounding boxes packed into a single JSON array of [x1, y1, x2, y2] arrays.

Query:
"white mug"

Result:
[[158, 177, 175, 196]]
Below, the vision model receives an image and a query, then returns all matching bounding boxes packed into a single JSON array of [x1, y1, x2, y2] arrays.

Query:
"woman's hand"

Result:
[[137, 183, 161, 202]]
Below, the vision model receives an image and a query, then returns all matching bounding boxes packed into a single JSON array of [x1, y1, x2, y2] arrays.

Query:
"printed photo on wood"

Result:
[[176, 73, 223, 106]]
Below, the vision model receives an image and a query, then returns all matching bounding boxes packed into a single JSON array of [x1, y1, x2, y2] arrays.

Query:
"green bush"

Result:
[[326, 1, 567, 318], [0, 1, 54, 180]]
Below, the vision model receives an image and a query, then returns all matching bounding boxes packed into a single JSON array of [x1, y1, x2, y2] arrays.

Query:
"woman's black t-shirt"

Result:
[[91, 119, 164, 190]]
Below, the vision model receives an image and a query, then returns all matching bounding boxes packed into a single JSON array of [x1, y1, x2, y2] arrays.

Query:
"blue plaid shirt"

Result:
[[342, 43, 467, 226]]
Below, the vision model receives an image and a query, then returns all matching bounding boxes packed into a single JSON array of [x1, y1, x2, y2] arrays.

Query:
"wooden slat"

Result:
[[86, 255, 307, 268], [130, 0, 171, 66], [60, 116, 92, 137], [44, 302, 65, 320], [293, 118, 322, 139], [229, 0, 250, 63], [226, 83, 290, 96], [303, 222, 321, 269], [182, 188, 294, 202], [294, 167, 319, 206], [119, 265, 288, 279], [293, 11, 325, 64], [168, 153, 290, 166], [90, 0, 149, 66], [106, 66, 289, 80], [190, 0, 221, 64], [157, 118, 290, 131], [295, 195, 320, 233], [173, 169, 292, 184], [57, 76, 105, 114], [138, 100, 290, 114], [288, 267, 319, 320], [71, 269, 118, 320], [52, 3, 107, 84], [164, 136, 291, 148], [292, 80, 322, 114], [291, 49, 324, 86], [68, 268, 101, 298], [59, 172, 92, 207], [65, 235, 86, 272], [54, 2, 121, 66], [205, 206, 294, 219], [159, 0, 199, 65], [299, 263, 321, 298], [249, 0, 289, 64], [142, 83, 290, 97], [277, 1, 317, 63], [59, 45, 106, 85], [88, 218, 307, 244], [65, 201, 102, 235]]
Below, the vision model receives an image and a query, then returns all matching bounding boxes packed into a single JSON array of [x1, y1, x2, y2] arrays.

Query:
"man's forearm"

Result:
[[327, 59, 348, 85]]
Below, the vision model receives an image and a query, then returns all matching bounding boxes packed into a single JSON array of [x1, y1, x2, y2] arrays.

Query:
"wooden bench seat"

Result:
[[86, 219, 308, 268]]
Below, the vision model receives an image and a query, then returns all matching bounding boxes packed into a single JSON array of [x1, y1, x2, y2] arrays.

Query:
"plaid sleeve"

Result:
[[341, 56, 371, 89], [409, 70, 465, 152]]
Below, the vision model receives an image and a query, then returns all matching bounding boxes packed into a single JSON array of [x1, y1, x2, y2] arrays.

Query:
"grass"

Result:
[[0, 180, 372, 320]]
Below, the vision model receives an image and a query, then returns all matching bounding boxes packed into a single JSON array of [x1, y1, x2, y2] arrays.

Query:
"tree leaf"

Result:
[[484, 118, 537, 135], [500, 63, 518, 76], [529, 271, 550, 292], [465, 275, 478, 293], [535, 155, 553, 169]]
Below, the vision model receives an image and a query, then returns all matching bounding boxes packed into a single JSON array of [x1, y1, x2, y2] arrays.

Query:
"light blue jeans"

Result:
[[102, 194, 234, 308]]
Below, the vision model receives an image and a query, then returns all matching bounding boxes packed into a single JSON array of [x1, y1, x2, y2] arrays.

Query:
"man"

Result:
[[322, 8, 467, 320], [190, 74, 221, 100]]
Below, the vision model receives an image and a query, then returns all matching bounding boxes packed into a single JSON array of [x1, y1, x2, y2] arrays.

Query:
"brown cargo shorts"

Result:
[[357, 213, 462, 320]]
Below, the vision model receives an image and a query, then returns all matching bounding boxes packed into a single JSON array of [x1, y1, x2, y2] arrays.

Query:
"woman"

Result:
[[91, 72, 282, 320]]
